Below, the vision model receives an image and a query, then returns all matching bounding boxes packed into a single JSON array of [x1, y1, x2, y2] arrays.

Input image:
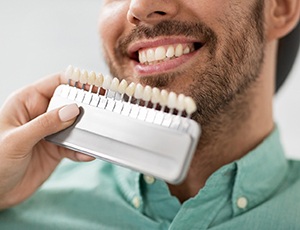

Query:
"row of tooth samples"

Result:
[[65, 65, 197, 117]]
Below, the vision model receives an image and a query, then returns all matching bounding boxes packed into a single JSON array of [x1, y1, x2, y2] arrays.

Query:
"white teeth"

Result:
[[143, 85, 152, 102], [183, 47, 190, 55], [175, 44, 183, 57], [176, 94, 185, 112], [139, 51, 147, 64], [146, 49, 155, 63], [166, 46, 175, 58], [151, 87, 160, 104], [72, 68, 80, 81], [155, 47, 166, 61], [110, 78, 120, 92], [102, 75, 112, 90], [184, 96, 197, 115], [138, 43, 194, 64], [118, 79, 128, 94], [167, 92, 177, 109], [160, 90, 169, 107], [125, 82, 136, 97], [88, 71, 96, 85], [95, 73, 104, 87], [65, 65, 74, 79], [134, 83, 144, 99], [80, 69, 88, 84]]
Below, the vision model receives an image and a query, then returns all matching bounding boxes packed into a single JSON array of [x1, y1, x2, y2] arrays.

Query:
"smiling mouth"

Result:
[[130, 42, 203, 65]]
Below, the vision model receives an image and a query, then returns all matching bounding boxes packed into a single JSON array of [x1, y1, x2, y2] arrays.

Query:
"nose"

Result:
[[127, 0, 179, 26]]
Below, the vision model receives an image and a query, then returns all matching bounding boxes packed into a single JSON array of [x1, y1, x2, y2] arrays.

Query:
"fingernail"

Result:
[[58, 104, 80, 122]]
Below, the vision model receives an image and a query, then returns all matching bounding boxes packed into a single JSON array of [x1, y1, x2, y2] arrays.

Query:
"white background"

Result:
[[0, 0, 299, 159]]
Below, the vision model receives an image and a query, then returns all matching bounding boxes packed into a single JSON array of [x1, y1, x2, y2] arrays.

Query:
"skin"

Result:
[[0, 0, 298, 209], [0, 74, 94, 209], [99, 0, 300, 202]]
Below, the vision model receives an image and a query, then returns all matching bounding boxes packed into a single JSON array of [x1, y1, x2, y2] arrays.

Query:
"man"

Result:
[[0, 0, 299, 229]]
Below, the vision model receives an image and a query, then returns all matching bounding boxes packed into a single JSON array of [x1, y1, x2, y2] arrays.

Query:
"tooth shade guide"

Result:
[[67, 80, 194, 118], [64, 66, 198, 119]]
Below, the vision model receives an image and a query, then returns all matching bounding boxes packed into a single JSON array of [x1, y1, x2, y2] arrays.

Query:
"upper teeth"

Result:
[[66, 65, 197, 116], [138, 44, 194, 64]]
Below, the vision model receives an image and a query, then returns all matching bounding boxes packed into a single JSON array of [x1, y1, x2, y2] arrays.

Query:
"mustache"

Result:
[[117, 20, 218, 56]]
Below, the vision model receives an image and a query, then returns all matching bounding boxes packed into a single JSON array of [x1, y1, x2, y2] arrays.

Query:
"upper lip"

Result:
[[127, 36, 204, 60]]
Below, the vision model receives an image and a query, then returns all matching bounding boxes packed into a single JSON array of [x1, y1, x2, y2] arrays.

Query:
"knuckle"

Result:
[[0, 130, 20, 153]]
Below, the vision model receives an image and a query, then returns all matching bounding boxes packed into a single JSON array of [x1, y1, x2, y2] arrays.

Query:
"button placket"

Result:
[[143, 175, 155, 185], [132, 196, 141, 209]]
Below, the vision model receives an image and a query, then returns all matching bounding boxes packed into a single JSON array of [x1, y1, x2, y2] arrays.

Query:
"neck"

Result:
[[169, 104, 274, 202], [168, 76, 275, 203]]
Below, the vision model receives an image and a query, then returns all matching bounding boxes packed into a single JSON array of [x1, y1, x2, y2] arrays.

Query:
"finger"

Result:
[[16, 103, 80, 150], [32, 72, 67, 99], [42, 143, 95, 163], [68, 152, 96, 162], [0, 72, 67, 124]]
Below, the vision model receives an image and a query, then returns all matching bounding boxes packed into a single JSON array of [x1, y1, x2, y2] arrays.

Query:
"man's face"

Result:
[[99, 0, 265, 125]]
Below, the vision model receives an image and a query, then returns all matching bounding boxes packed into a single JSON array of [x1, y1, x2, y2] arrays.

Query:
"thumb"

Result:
[[19, 103, 80, 147]]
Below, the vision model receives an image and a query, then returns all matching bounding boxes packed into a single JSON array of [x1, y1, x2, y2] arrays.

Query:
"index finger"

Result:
[[32, 71, 68, 99], [0, 71, 68, 125]]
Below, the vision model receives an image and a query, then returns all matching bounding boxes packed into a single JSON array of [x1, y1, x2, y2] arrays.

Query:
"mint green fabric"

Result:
[[1, 127, 300, 229]]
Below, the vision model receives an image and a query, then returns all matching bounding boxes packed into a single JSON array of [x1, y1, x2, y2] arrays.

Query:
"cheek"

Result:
[[183, 0, 231, 40], [98, 2, 129, 57]]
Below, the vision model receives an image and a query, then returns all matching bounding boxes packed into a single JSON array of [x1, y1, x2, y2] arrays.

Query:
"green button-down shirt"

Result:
[[1, 127, 300, 229]]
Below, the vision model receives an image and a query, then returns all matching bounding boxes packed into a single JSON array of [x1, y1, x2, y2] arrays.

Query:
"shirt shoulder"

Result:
[[211, 158, 300, 230], [0, 160, 161, 230]]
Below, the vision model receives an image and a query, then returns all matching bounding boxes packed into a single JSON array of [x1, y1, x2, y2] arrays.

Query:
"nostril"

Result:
[[155, 11, 167, 16]]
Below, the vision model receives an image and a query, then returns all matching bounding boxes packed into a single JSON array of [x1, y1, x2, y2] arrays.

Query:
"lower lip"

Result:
[[132, 50, 199, 76]]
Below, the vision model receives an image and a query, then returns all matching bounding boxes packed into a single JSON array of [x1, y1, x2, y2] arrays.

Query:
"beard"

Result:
[[103, 1, 265, 128]]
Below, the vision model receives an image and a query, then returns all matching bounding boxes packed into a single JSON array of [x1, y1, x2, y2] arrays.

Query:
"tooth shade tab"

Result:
[[72, 67, 80, 82], [118, 79, 128, 94], [160, 90, 169, 107], [95, 73, 104, 87], [176, 94, 185, 111], [184, 96, 197, 115], [134, 83, 144, 99], [88, 71, 96, 85], [143, 85, 152, 102], [102, 75, 112, 90], [80, 69, 88, 84], [65, 65, 74, 79], [151, 87, 160, 104], [111, 78, 120, 92], [167, 92, 177, 109], [126, 82, 136, 97]]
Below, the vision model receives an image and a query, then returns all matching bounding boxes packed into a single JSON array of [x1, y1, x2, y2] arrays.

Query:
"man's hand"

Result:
[[0, 73, 94, 210]]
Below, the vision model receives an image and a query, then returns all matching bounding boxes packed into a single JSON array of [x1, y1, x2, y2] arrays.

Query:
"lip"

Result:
[[127, 37, 203, 76]]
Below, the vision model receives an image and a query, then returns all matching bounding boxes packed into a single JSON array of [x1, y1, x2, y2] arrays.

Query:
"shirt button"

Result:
[[143, 175, 155, 184], [237, 197, 248, 209], [132, 196, 141, 209]]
